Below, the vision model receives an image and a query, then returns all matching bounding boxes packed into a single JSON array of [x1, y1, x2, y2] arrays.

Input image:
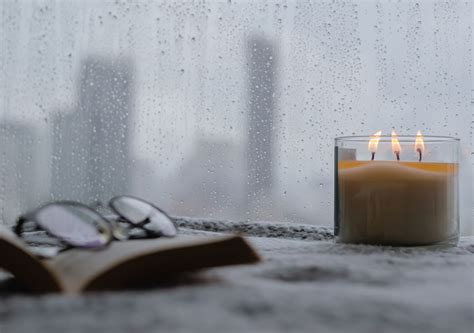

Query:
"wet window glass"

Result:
[[1, 1, 472, 233]]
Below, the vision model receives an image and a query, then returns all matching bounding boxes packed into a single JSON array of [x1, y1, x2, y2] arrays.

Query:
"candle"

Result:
[[335, 133, 459, 246]]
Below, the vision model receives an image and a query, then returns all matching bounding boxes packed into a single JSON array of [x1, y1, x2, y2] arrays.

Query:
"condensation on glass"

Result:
[[0, 1, 472, 233]]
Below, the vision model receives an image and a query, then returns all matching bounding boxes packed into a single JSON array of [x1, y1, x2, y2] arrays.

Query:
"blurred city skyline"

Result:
[[0, 1, 471, 233], [0, 34, 330, 227]]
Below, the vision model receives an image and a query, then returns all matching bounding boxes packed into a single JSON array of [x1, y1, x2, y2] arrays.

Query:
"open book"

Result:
[[0, 225, 260, 294]]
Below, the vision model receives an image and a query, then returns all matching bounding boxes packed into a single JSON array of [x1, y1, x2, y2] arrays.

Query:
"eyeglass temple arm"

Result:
[[14, 213, 45, 235], [116, 216, 162, 238], [115, 215, 151, 229], [14, 216, 30, 236]]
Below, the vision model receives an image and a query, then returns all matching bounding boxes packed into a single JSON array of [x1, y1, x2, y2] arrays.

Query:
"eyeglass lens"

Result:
[[110, 196, 177, 237], [35, 204, 110, 248]]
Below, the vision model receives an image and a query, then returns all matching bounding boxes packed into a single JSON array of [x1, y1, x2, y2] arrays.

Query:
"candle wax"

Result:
[[337, 161, 458, 246]]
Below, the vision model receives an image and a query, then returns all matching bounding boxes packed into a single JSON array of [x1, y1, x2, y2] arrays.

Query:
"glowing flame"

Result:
[[415, 131, 424, 161], [391, 130, 401, 159], [368, 130, 382, 153], [415, 131, 424, 153]]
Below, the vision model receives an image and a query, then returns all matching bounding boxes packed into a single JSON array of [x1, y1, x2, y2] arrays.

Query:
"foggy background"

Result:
[[1, 1, 472, 234]]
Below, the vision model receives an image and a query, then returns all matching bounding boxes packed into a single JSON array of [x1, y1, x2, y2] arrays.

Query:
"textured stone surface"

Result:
[[1, 219, 473, 333], [174, 217, 334, 241]]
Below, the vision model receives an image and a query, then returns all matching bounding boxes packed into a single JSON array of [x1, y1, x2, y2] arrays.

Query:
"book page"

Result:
[[0, 225, 63, 293], [49, 234, 259, 293]]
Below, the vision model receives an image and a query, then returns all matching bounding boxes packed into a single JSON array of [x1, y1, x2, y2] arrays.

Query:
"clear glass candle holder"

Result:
[[334, 135, 459, 246]]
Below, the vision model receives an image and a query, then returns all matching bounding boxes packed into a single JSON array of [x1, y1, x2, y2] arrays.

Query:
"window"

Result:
[[1, 1, 472, 233]]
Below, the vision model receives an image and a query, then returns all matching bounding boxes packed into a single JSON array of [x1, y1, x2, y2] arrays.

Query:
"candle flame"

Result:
[[415, 130, 424, 162], [415, 131, 424, 153], [368, 130, 382, 153], [391, 130, 401, 159]]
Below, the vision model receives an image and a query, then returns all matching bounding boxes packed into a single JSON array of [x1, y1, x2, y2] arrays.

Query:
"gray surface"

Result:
[[1, 219, 473, 333]]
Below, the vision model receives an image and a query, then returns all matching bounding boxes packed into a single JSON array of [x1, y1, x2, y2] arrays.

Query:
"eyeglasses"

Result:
[[14, 195, 177, 250]]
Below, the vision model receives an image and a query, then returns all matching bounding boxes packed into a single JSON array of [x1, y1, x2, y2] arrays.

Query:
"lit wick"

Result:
[[391, 130, 401, 161], [368, 130, 382, 161], [415, 131, 424, 162]]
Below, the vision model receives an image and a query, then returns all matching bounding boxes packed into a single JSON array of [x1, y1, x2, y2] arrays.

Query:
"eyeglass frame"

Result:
[[14, 195, 177, 251]]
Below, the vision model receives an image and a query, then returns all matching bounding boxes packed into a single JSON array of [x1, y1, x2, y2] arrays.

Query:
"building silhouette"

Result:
[[52, 57, 134, 204], [246, 36, 277, 216], [158, 137, 246, 220], [0, 122, 40, 224]]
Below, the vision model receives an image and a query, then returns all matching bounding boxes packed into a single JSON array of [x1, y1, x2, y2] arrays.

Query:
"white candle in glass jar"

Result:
[[337, 160, 458, 246]]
